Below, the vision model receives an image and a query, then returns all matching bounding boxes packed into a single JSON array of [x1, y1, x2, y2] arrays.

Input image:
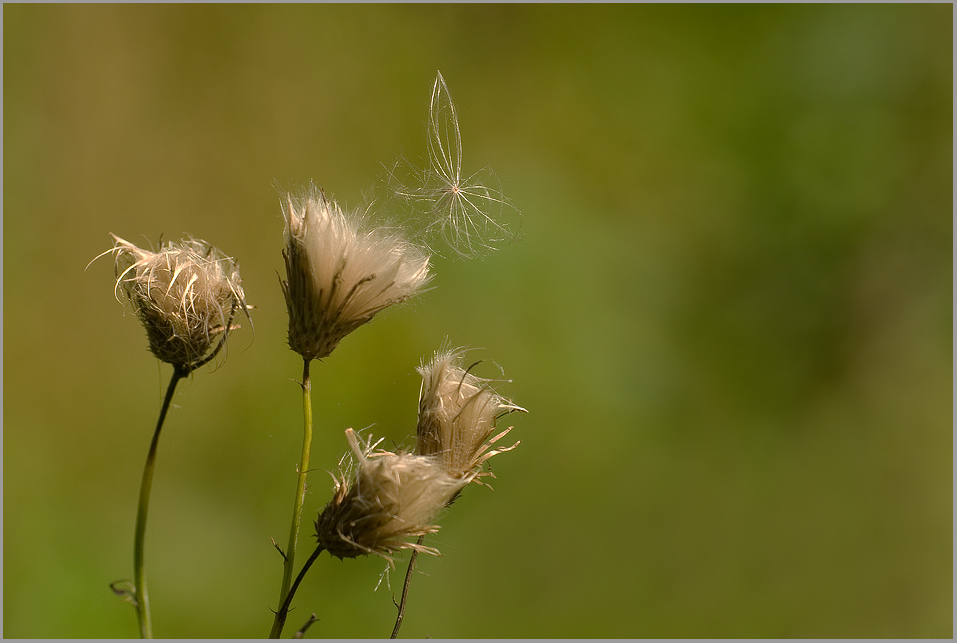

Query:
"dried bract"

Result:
[[281, 185, 432, 361], [108, 235, 248, 373], [315, 429, 468, 561], [416, 348, 527, 480]]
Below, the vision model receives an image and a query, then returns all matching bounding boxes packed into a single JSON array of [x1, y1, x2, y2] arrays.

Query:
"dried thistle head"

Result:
[[416, 348, 527, 481], [280, 184, 432, 361], [107, 234, 249, 374], [315, 428, 468, 561]]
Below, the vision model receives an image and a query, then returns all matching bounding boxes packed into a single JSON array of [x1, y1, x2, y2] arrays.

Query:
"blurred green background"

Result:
[[4, 4, 952, 638]]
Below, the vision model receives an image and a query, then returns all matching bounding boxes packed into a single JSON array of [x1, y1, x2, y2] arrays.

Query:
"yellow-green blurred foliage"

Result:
[[4, 4, 951, 638]]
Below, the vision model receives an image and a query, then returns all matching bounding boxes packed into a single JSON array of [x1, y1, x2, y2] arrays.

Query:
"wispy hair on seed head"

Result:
[[280, 182, 432, 361], [92, 234, 251, 373], [385, 71, 521, 259], [416, 345, 527, 485], [314, 428, 468, 563]]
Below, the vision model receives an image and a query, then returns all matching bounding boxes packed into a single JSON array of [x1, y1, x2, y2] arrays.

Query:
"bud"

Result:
[[109, 235, 249, 373], [280, 185, 432, 361], [315, 429, 468, 561], [415, 348, 527, 480]]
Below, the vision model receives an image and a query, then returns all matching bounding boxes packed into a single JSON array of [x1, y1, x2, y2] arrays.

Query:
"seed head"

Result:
[[315, 428, 468, 561], [416, 348, 527, 481], [280, 185, 432, 361], [107, 234, 249, 374]]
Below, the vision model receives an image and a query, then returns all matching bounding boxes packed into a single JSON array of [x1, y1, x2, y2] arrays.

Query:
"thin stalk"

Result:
[[270, 358, 314, 638], [391, 536, 424, 638], [273, 544, 325, 638], [133, 367, 185, 639], [293, 613, 319, 639]]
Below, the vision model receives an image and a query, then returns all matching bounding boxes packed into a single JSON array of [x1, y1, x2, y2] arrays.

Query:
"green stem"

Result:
[[133, 367, 185, 639], [270, 358, 314, 638]]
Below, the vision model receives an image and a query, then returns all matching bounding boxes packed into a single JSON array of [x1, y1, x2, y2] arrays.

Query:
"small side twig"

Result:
[[110, 580, 138, 607], [293, 613, 319, 639], [272, 537, 288, 562]]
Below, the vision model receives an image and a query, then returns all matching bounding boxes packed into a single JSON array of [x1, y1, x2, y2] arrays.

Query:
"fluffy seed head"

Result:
[[416, 348, 527, 480], [315, 428, 468, 561], [281, 185, 432, 361], [108, 234, 249, 373]]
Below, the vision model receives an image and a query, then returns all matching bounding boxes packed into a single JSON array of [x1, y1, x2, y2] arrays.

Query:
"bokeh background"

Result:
[[4, 4, 952, 638]]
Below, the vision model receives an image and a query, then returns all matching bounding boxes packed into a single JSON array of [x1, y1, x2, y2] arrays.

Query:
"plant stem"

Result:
[[273, 544, 325, 638], [270, 357, 314, 638], [293, 613, 319, 639], [391, 536, 424, 638], [133, 367, 185, 639]]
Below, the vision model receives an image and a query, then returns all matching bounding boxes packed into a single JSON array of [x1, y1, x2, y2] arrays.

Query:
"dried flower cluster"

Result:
[[281, 185, 432, 361], [110, 235, 248, 373], [315, 429, 469, 561], [415, 348, 526, 480], [314, 349, 526, 561], [99, 71, 523, 639]]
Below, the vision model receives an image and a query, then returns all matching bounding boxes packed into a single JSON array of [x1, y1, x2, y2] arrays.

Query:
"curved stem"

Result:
[[133, 367, 185, 638], [272, 544, 325, 638], [270, 358, 314, 638], [391, 536, 424, 638]]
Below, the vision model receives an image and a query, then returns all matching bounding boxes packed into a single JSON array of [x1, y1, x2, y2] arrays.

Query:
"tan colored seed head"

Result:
[[415, 348, 526, 481], [108, 234, 249, 374], [280, 185, 432, 361], [315, 429, 468, 561]]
